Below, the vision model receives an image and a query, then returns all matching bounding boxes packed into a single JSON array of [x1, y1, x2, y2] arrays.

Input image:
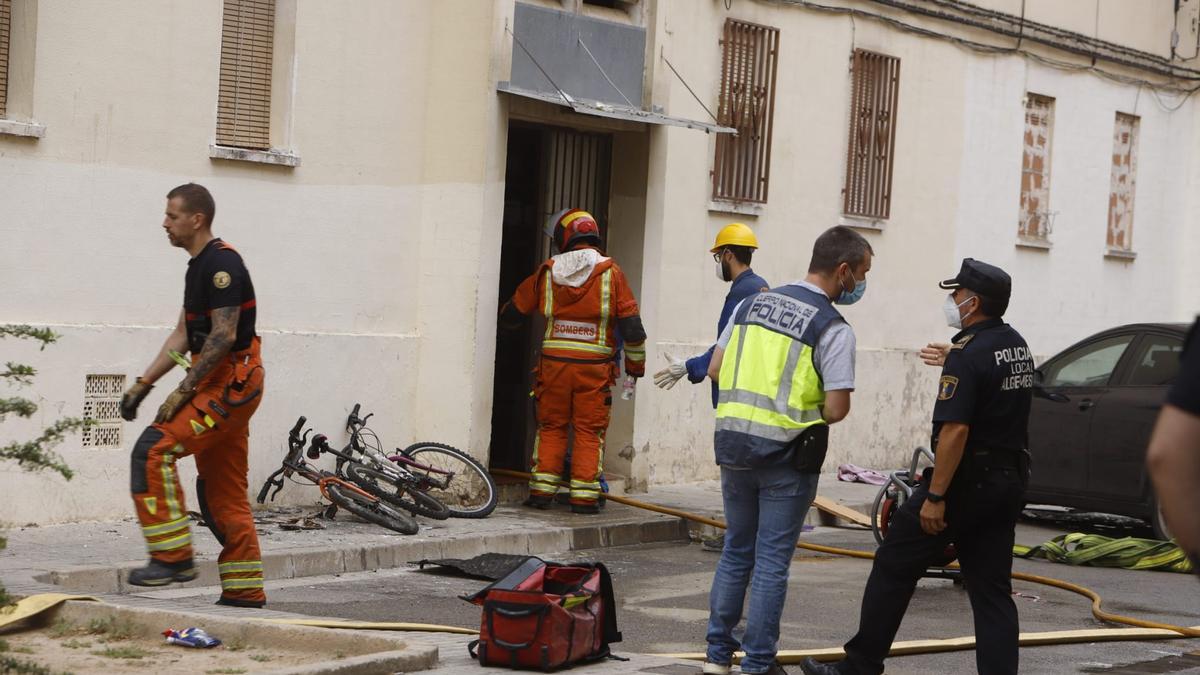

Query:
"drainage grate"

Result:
[[82, 374, 126, 448]]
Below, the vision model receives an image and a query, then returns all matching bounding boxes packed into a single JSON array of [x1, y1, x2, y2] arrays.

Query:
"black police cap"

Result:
[[938, 258, 1011, 300]]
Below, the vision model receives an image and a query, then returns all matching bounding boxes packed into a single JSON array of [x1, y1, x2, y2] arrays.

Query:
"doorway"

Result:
[[489, 123, 614, 471]]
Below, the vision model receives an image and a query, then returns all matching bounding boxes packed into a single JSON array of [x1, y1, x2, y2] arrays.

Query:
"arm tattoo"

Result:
[[181, 306, 239, 390]]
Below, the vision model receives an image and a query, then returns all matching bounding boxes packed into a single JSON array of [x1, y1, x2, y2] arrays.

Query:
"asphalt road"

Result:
[[228, 518, 1200, 673]]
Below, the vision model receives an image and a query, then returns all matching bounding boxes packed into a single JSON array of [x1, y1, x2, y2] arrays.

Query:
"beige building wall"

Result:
[[0, 0, 509, 524], [634, 0, 1199, 482], [2, 0, 1198, 524]]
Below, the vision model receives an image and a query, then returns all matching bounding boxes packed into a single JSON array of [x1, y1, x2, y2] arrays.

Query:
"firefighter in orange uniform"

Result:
[[500, 209, 647, 514], [118, 183, 266, 608]]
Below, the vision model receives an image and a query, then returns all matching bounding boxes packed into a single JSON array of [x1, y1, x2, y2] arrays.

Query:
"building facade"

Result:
[[2, 0, 1197, 523]]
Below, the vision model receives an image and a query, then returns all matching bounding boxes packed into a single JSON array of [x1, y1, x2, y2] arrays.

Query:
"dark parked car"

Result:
[[1025, 322, 1189, 540]]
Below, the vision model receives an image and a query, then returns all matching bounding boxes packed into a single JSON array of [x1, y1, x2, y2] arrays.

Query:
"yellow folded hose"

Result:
[[1015, 532, 1193, 573]]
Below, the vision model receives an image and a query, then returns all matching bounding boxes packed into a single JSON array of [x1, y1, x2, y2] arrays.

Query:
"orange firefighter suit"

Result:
[[129, 238, 266, 605], [504, 245, 646, 507]]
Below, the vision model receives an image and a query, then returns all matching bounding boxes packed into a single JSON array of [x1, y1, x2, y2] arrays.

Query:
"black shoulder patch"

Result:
[[950, 334, 976, 351]]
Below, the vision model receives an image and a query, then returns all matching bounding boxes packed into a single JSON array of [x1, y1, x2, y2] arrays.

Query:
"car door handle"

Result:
[[1078, 399, 1095, 411]]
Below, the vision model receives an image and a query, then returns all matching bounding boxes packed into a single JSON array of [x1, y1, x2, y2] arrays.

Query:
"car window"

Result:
[[1124, 334, 1183, 386], [1042, 335, 1133, 387]]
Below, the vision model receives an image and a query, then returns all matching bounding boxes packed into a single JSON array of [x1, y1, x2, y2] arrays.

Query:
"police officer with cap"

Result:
[[803, 258, 1034, 675]]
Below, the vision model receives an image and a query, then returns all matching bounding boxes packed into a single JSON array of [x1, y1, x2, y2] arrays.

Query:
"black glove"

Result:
[[120, 378, 154, 421]]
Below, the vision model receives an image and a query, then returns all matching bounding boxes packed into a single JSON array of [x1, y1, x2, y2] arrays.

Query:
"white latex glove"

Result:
[[620, 375, 637, 400], [653, 355, 688, 390]]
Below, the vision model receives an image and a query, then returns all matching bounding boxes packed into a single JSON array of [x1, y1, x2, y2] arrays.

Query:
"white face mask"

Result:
[[943, 293, 974, 330], [715, 260, 726, 281]]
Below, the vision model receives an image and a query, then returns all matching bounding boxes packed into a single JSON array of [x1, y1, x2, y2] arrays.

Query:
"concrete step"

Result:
[[496, 473, 629, 505], [20, 501, 687, 597]]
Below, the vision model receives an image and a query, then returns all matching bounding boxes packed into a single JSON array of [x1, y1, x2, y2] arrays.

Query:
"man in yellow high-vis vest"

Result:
[[700, 226, 874, 675]]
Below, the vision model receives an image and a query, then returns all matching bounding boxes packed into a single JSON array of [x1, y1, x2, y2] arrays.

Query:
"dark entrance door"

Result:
[[489, 124, 613, 471]]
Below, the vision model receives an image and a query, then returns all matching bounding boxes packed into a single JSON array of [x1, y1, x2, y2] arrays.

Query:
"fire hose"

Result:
[[4, 472, 1195, 667], [490, 468, 1200, 664]]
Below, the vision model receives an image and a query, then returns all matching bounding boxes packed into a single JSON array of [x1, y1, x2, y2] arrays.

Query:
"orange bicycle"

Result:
[[257, 416, 419, 535]]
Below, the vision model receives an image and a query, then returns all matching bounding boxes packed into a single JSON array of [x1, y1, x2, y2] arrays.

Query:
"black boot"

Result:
[[800, 658, 845, 675], [570, 502, 600, 515], [216, 596, 265, 609], [126, 558, 197, 587], [523, 494, 553, 510]]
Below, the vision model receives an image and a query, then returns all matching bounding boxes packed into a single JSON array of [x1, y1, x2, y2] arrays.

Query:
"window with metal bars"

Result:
[[1107, 112, 1139, 252], [842, 49, 900, 220], [712, 19, 779, 204], [1019, 94, 1055, 240], [0, 0, 11, 119], [216, 0, 274, 150]]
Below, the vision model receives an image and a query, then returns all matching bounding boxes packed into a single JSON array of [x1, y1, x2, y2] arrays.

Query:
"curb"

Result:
[[30, 599, 439, 674], [34, 512, 691, 595]]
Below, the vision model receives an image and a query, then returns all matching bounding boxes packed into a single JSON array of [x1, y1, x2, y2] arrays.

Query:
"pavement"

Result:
[[0, 473, 881, 673], [14, 476, 1191, 673]]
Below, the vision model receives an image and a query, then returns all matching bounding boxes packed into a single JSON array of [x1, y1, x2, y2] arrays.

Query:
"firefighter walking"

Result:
[[119, 183, 267, 608], [500, 208, 647, 514]]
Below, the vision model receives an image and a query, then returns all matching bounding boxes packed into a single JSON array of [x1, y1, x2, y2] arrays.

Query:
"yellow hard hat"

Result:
[[711, 223, 759, 252]]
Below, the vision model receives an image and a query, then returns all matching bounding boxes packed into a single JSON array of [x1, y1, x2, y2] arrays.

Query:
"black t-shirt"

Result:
[[183, 238, 257, 354], [1167, 318, 1200, 416], [932, 318, 1035, 453]]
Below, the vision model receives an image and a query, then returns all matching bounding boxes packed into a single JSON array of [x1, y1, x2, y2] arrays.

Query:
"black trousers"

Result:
[[842, 463, 1026, 675]]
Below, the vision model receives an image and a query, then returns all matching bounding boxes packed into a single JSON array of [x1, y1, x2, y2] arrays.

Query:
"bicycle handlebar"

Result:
[[290, 416, 307, 440]]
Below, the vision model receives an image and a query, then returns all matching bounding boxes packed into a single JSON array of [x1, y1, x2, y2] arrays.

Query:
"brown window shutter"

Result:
[[216, 0, 274, 150], [1107, 112, 1139, 251], [1019, 94, 1054, 239], [0, 0, 11, 119], [842, 49, 900, 220], [712, 18, 780, 204]]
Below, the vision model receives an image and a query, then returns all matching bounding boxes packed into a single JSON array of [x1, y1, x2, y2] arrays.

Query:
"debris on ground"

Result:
[[836, 463, 888, 486], [414, 553, 541, 580]]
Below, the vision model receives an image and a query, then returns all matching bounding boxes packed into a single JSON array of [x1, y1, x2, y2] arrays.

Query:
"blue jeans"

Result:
[[705, 466, 819, 674]]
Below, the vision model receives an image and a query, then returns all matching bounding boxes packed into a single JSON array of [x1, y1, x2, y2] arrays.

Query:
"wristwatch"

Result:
[[926, 491, 945, 503]]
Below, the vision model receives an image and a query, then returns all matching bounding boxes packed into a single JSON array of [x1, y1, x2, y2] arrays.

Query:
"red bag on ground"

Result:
[[463, 557, 622, 671]]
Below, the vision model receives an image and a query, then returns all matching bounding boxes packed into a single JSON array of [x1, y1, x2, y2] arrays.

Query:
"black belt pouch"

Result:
[[791, 424, 830, 474]]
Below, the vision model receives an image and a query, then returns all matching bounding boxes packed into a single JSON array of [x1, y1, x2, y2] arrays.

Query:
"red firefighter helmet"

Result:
[[548, 208, 602, 253]]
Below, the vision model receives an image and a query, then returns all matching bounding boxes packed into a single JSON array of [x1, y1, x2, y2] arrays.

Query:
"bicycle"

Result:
[[870, 445, 960, 581], [256, 416, 419, 535], [340, 403, 498, 519]]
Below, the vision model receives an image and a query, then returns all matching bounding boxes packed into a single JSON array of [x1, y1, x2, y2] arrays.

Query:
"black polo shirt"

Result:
[[1168, 318, 1200, 416], [932, 318, 1034, 453], [184, 238, 257, 354]]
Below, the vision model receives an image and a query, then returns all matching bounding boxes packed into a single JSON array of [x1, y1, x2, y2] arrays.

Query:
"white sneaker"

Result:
[[702, 662, 732, 675]]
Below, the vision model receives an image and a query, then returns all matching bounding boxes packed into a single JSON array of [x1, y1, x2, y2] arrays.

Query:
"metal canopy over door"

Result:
[[490, 125, 614, 472]]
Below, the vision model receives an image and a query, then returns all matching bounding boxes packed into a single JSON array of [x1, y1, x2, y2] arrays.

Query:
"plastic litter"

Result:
[[163, 627, 222, 648]]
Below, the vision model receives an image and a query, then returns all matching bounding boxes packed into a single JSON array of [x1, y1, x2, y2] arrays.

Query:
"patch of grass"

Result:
[[223, 638, 246, 652], [12, 646, 34, 654], [47, 619, 76, 638], [85, 616, 135, 641], [91, 645, 150, 660], [334, 650, 346, 659], [248, 654, 271, 662], [0, 655, 52, 675], [0, 638, 8, 652], [205, 669, 247, 674], [62, 639, 91, 649]]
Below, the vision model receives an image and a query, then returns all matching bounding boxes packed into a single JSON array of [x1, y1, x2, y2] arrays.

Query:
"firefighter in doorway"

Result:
[[499, 208, 647, 514]]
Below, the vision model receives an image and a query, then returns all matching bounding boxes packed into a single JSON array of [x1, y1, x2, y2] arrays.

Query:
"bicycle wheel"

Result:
[[325, 482, 419, 535], [400, 442, 498, 518], [346, 462, 450, 520]]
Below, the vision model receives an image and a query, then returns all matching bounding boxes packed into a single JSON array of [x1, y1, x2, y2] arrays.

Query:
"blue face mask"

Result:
[[836, 269, 866, 306]]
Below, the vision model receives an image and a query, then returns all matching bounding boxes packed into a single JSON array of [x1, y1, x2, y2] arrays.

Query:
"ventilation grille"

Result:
[[82, 374, 126, 448]]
